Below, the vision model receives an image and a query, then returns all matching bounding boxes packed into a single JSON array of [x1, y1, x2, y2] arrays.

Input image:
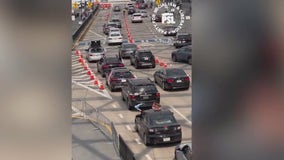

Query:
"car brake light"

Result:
[[155, 92, 160, 97], [129, 94, 136, 100], [118, 63, 124, 67], [166, 78, 174, 83], [184, 77, 190, 81], [102, 65, 109, 69]]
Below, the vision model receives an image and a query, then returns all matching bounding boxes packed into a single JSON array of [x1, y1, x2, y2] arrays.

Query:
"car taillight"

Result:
[[102, 65, 109, 69], [166, 78, 174, 83], [184, 77, 190, 81], [129, 94, 136, 100], [155, 92, 160, 98], [118, 63, 124, 67]]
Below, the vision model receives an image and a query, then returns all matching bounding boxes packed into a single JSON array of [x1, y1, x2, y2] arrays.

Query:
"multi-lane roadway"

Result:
[[72, 3, 192, 160]]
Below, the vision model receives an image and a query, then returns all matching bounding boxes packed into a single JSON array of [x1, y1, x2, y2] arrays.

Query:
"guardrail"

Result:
[[72, 99, 136, 160], [72, 5, 99, 42]]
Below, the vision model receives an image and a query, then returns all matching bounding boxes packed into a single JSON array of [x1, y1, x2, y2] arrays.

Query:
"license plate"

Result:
[[182, 41, 186, 43], [121, 79, 126, 82], [142, 63, 151, 66], [163, 137, 170, 142], [142, 96, 149, 99], [144, 57, 149, 60], [176, 80, 182, 83]]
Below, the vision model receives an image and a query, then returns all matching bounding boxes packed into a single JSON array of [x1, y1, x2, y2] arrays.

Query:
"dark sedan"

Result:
[[97, 56, 125, 77], [171, 46, 192, 64], [154, 68, 190, 90], [163, 25, 177, 36], [174, 143, 192, 160], [173, 33, 192, 48], [119, 43, 138, 58]]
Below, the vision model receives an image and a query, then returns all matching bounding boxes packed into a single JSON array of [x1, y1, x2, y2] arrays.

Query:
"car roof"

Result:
[[128, 78, 153, 85], [133, 13, 141, 15], [177, 33, 191, 36]]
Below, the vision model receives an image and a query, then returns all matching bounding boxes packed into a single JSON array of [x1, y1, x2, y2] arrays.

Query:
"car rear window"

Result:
[[90, 48, 104, 53], [110, 33, 121, 37], [134, 84, 157, 92], [138, 52, 152, 57], [134, 14, 141, 17], [178, 35, 190, 39], [150, 114, 177, 125], [111, 19, 120, 22], [106, 57, 121, 63], [124, 44, 137, 49], [166, 69, 186, 76], [113, 71, 133, 78]]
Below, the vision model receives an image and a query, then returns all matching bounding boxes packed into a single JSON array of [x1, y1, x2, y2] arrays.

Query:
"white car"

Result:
[[86, 47, 105, 62], [131, 13, 143, 23], [109, 27, 121, 35], [136, 10, 148, 18], [107, 32, 123, 45]]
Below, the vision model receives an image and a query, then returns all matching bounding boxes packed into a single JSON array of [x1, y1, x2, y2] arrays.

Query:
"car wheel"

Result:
[[143, 134, 150, 146], [172, 55, 177, 62], [162, 82, 166, 90], [127, 99, 133, 110], [152, 64, 156, 68], [110, 85, 114, 92], [134, 122, 138, 132], [188, 58, 192, 65], [130, 59, 133, 65], [154, 77, 157, 83], [121, 92, 125, 101], [134, 62, 138, 69]]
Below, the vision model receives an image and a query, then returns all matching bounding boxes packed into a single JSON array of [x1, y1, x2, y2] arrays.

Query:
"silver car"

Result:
[[86, 47, 105, 62]]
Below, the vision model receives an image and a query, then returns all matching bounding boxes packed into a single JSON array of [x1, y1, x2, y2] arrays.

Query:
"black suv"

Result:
[[121, 78, 160, 110], [130, 50, 156, 69], [173, 33, 192, 48], [106, 67, 135, 91], [97, 56, 125, 77], [134, 108, 182, 146]]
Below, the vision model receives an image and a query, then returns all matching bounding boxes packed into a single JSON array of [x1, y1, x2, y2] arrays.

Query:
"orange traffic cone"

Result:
[[90, 74, 95, 80], [78, 58, 83, 62], [99, 82, 105, 90], [75, 50, 79, 55], [163, 63, 168, 68], [94, 78, 98, 85], [80, 54, 83, 59], [87, 69, 91, 75], [155, 58, 159, 64], [160, 61, 164, 66]]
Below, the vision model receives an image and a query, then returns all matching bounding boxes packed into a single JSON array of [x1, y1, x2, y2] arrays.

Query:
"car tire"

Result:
[[152, 64, 156, 68], [188, 58, 192, 65], [134, 62, 139, 69], [154, 77, 157, 84], [134, 122, 138, 132], [130, 59, 133, 65], [162, 82, 167, 90], [143, 134, 150, 146], [127, 99, 133, 110], [121, 92, 125, 101], [172, 55, 177, 62]]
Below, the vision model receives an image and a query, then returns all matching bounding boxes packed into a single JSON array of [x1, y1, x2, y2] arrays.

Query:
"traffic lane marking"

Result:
[[135, 138, 142, 144], [168, 105, 192, 126], [118, 113, 124, 119], [145, 154, 153, 160]]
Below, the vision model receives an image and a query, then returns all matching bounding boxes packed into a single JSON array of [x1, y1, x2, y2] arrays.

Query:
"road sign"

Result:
[[87, 2, 93, 9], [73, 2, 79, 10]]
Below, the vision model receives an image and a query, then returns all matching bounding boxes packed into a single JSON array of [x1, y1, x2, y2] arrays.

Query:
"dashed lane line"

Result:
[[145, 154, 153, 160], [169, 105, 192, 126]]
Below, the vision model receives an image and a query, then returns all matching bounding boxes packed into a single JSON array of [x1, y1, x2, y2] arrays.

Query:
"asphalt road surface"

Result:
[[73, 3, 192, 160]]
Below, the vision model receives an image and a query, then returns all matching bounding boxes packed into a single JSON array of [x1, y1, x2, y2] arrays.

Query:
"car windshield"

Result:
[[113, 71, 133, 78], [90, 48, 104, 53], [150, 114, 177, 125], [166, 69, 186, 76], [178, 35, 190, 39], [106, 57, 120, 63], [134, 84, 157, 92], [110, 33, 121, 37], [138, 52, 152, 57], [124, 44, 137, 49]]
